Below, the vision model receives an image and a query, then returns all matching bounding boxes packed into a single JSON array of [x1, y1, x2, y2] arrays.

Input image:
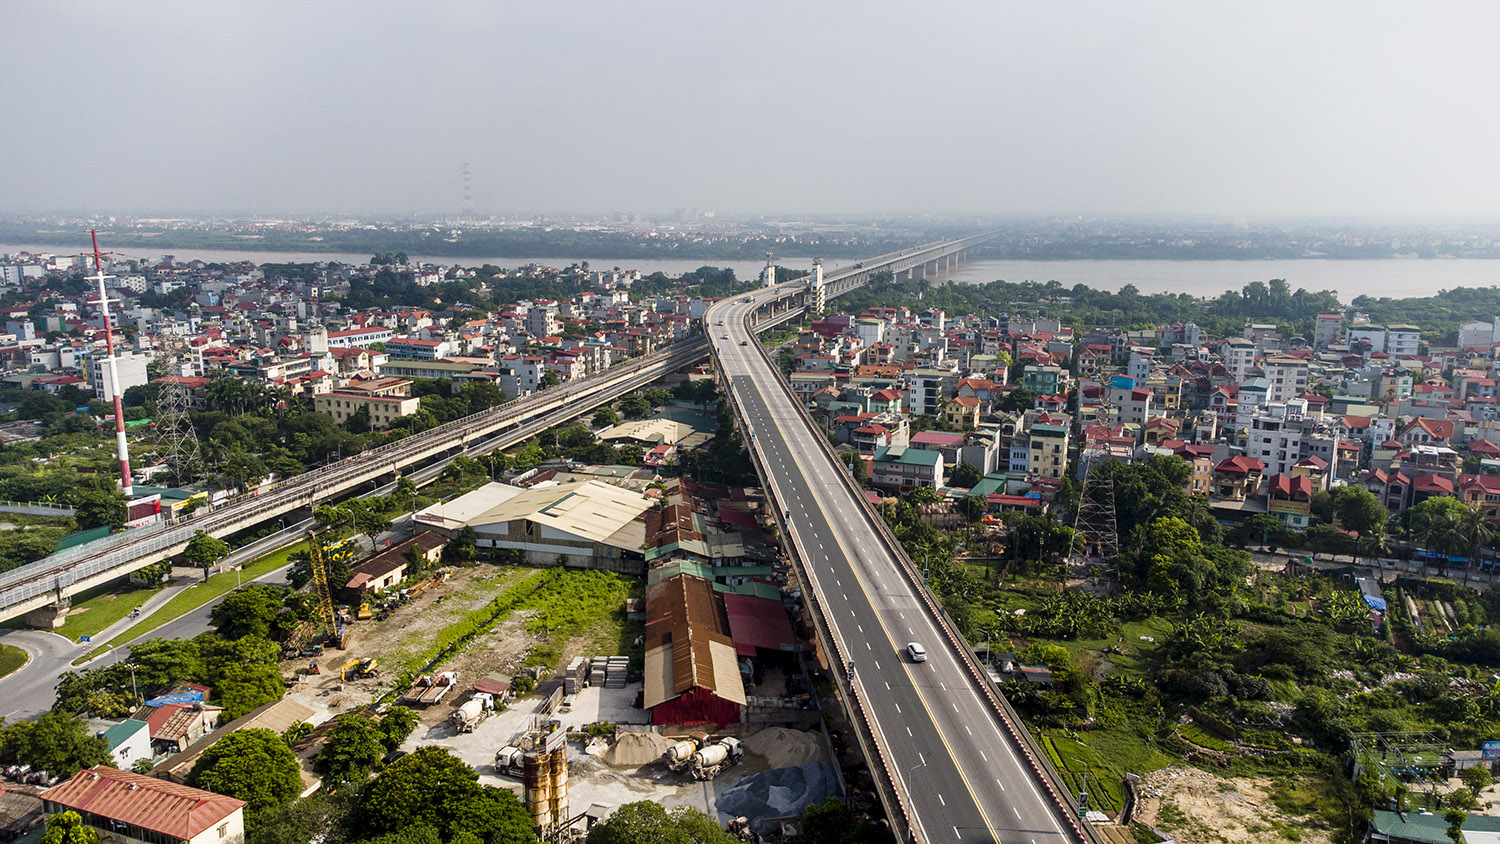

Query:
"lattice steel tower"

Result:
[[151, 377, 202, 484], [1070, 453, 1120, 567]]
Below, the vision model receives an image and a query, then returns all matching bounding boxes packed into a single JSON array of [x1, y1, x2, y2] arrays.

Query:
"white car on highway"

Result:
[[906, 642, 927, 662]]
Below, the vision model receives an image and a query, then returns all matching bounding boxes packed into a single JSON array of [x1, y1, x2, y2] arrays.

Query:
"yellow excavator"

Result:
[[340, 657, 379, 681]]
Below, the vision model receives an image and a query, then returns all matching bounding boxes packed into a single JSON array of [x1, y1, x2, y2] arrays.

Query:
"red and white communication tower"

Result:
[[87, 230, 133, 497]]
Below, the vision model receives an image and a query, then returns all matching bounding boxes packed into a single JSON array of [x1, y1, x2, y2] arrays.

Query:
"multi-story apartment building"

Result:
[[313, 377, 420, 429], [1027, 423, 1070, 480], [1263, 356, 1310, 404]]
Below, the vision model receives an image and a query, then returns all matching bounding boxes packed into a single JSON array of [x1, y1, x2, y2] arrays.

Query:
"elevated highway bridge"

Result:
[[0, 233, 1096, 844], [0, 235, 987, 627]]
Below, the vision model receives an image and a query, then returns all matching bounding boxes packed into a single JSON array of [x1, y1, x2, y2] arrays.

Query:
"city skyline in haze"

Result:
[[4, 2, 1499, 220]]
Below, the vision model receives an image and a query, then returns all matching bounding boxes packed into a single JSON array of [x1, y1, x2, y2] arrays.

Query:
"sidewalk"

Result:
[[82, 567, 202, 648]]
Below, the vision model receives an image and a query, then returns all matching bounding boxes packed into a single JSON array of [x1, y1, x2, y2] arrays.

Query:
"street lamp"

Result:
[[903, 754, 928, 802], [1070, 758, 1092, 812]]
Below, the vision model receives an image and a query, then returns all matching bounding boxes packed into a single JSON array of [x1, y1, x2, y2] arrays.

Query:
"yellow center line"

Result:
[[757, 371, 1002, 844]]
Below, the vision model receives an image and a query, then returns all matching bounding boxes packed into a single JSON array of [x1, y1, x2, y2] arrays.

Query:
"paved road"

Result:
[[709, 297, 1073, 844]]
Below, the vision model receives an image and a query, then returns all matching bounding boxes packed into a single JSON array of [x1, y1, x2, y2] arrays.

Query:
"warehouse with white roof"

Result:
[[413, 480, 654, 574]]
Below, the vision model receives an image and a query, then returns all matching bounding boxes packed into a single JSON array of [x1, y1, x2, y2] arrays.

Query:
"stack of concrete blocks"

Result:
[[605, 656, 628, 689], [589, 657, 608, 687], [564, 657, 587, 695]]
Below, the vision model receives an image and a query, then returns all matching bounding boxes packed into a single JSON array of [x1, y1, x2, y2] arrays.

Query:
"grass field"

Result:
[[50, 580, 162, 642], [0, 643, 26, 679], [384, 567, 542, 677], [76, 540, 311, 663]]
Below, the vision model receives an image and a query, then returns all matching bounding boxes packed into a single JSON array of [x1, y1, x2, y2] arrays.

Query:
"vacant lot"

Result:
[[1133, 768, 1335, 844]]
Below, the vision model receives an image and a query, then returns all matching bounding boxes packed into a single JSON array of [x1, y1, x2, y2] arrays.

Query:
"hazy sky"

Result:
[[5, 1, 1499, 218]]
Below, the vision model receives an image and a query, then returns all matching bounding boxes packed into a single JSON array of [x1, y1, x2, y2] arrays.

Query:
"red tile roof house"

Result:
[[40, 766, 245, 844]]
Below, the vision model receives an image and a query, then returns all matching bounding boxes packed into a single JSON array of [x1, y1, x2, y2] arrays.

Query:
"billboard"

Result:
[[1482, 741, 1500, 761]]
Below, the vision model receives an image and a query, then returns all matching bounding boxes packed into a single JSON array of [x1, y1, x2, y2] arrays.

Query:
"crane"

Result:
[[306, 529, 348, 648]]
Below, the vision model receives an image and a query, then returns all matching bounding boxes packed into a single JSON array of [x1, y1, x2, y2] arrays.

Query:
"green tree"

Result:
[[184, 530, 231, 582], [210, 584, 286, 640], [186, 728, 302, 819], [593, 406, 621, 428], [125, 637, 206, 692], [355, 747, 532, 843], [378, 706, 420, 751], [949, 461, 983, 488], [347, 501, 392, 549], [40, 810, 100, 844], [1461, 765, 1494, 793], [212, 663, 286, 719], [0, 712, 111, 778], [619, 394, 651, 419], [587, 801, 737, 844], [801, 798, 880, 844], [315, 715, 386, 784], [1331, 485, 1388, 537]]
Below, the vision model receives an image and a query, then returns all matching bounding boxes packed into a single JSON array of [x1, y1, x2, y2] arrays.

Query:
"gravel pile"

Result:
[[716, 762, 838, 832], [602, 730, 678, 767], [741, 727, 825, 769]]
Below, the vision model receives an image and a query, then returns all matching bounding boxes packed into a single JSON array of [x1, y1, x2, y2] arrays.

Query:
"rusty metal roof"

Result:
[[40, 766, 243, 841]]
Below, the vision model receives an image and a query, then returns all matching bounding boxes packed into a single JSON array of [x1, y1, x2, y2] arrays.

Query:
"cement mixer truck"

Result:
[[661, 739, 699, 773], [448, 693, 494, 733], [689, 736, 743, 780]]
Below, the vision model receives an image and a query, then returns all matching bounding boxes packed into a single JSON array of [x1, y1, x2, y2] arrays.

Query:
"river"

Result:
[[6, 242, 1498, 302]]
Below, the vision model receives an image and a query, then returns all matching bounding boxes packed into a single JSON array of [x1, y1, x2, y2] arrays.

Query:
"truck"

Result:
[[448, 693, 495, 733], [403, 671, 459, 706], [493, 744, 527, 778], [661, 739, 698, 773], [689, 736, 743, 780]]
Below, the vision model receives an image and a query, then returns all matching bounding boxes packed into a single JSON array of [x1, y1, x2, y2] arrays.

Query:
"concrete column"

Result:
[[27, 598, 68, 629]]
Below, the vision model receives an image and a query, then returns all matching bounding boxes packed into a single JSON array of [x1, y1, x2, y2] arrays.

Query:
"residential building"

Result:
[[1263, 356, 1309, 404], [313, 378, 420, 429], [40, 766, 245, 844], [870, 445, 944, 490], [1027, 423, 1070, 480]]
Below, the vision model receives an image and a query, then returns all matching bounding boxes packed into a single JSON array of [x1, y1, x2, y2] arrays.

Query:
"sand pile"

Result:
[[741, 727, 825, 769], [716, 762, 838, 832], [602, 730, 678, 767]]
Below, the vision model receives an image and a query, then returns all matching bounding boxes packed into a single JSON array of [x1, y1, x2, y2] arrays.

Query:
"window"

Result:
[[220, 823, 230, 838]]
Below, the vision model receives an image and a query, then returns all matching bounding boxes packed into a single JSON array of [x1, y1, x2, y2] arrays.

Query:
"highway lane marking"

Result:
[[965, 725, 972, 736], [809, 486, 1002, 843], [938, 794, 946, 806], [857, 624, 863, 633], [980, 751, 988, 762], [1013, 807, 1022, 820], [954, 827, 961, 840], [895, 703, 901, 714], [996, 778, 1005, 791], [874, 660, 880, 669]]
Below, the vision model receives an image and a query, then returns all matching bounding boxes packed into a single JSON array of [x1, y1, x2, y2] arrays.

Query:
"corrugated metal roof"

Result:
[[418, 481, 652, 546], [40, 766, 244, 841], [643, 574, 745, 710]]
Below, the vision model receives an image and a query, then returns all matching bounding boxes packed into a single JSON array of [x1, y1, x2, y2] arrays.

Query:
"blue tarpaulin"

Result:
[[144, 690, 203, 707], [1362, 595, 1388, 612]]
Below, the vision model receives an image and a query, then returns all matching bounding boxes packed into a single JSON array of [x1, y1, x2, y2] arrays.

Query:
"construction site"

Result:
[[262, 475, 879, 841]]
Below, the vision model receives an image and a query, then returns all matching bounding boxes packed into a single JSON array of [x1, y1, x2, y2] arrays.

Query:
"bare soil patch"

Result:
[[1133, 768, 1333, 844]]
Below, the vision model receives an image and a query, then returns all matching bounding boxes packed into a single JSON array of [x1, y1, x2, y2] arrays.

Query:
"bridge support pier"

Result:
[[26, 598, 68, 629]]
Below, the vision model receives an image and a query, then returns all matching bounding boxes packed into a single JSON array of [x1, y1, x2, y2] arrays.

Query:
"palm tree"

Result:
[[1456, 506, 1494, 585]]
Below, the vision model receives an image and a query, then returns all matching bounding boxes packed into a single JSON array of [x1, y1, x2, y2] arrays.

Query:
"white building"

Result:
[[1386, 324, 1421, 358], [1263, 356, 1310, 404], [1247, 401, 1308, 477], [1221, 339, 1256, 382], [83, 350, 151, 402]]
